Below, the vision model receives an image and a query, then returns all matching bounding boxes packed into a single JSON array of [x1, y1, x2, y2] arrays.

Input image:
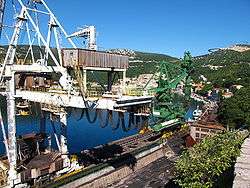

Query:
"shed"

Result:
[[62, 48, 129, 69]]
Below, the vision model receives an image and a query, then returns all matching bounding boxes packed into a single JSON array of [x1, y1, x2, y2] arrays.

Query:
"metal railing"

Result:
[[124, 87, 155, 96], [18, 85, 156, 98]]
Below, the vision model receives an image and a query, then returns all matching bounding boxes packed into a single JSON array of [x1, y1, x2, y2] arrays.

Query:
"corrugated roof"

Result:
[[191, 121, 225, 130], [26, 152, 61, 169]]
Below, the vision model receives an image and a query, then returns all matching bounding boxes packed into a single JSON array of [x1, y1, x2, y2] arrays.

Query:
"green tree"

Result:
[[175, 131, 247, 188], [197, 84, 213, 96], [218, 87, 250, 129]]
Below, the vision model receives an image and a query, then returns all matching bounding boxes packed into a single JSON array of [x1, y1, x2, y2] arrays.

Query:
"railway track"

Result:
[[41, 130, 188, 188], [78, 131, 161, 166], [113, 132, 160, 153]]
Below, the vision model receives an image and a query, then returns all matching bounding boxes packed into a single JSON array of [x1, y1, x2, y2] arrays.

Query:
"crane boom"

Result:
[[68, 26, 97, 50], [151, 52, 194, 132], [0, 0, 6, 38]]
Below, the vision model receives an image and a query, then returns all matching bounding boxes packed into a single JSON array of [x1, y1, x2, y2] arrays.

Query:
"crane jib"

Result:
[[0, 0, 6, 38]]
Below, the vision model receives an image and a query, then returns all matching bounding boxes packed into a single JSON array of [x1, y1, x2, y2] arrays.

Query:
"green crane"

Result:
[[151, 51, 193, 132]]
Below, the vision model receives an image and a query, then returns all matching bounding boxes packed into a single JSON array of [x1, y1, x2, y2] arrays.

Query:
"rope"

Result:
[[73, 61, 86, 97], [73, 61, 94, 109]]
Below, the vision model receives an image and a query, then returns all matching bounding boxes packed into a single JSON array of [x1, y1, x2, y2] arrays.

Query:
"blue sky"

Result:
[[3, 0, 250, 57]]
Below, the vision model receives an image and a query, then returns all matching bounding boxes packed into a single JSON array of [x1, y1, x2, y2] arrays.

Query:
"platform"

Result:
[[13, 90, 153, 110]]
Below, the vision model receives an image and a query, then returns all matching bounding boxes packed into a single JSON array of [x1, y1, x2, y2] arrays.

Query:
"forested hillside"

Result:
[[127, 51, 178, 77], [192, 47, 250, 87], [192, 45, 250, 129]]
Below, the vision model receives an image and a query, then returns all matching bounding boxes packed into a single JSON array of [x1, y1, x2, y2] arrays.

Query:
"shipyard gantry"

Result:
[[0, 0, 202, 186], [0, 0, 153, 187]]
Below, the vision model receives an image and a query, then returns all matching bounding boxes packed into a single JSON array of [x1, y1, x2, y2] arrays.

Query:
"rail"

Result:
[[124, 87, 155, 97], [42, 142, 160, 188], [42, 129, 188, 188]]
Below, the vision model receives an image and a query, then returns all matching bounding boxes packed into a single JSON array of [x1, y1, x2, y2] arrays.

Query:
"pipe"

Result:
[[50, 120, 61, 151], [7, 76, 18, 185]]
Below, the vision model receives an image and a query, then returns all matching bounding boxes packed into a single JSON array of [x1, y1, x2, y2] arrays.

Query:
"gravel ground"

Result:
[[111, 156, 178, 188]]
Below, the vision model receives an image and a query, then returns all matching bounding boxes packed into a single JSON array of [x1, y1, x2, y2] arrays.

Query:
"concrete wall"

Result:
[[233, 137, 250, 188]]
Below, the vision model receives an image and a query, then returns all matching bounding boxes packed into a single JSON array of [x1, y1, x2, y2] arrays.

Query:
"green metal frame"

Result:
[[151, 52, 193, 131]]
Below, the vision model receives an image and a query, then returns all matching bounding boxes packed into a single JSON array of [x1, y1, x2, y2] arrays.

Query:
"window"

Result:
[[195, 133, 200, 138]]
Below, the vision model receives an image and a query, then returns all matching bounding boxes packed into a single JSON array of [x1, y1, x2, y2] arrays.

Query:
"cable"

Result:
[[50, 120, 60, 151], [97, 110, 109, 128], [73, 63, 95, 109], [67, 108, 72, 118], [110, 111, 121, 131], [85, 108, 98, 124], [120, 113, 134, 132], [11, 0, 17, 16], [77, 108, 85, 121], [135, 115, 141, 127], [129, 112, 135, 126], [72, 108, 85, 121]]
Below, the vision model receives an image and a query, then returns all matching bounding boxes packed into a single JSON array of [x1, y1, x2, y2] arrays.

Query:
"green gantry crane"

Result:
[[150, 51, 193, 132]]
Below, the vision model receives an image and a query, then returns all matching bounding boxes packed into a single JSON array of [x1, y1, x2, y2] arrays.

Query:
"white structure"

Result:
[[68, 25, 97, 50], [0, 0, 76, 186], [0, 0, 5, 36], [0, 0, 152, 186]]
